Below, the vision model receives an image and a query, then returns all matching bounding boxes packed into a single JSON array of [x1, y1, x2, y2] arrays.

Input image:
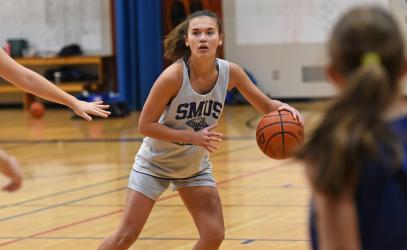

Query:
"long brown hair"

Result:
[[163, 10, 223, 62], [297, 6, 405, 196]]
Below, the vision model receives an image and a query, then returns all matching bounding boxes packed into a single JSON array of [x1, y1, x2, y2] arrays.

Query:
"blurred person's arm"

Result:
[[0, 149, 22, 192], [314, 189, 361, 250]]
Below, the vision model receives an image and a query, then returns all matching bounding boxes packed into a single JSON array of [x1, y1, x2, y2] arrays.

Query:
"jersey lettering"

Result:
[[175, 103, 189, 119], [175, 100, 222, 120]]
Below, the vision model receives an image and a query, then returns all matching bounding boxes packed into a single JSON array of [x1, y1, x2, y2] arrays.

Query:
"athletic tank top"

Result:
[[133, 58, 230, 178]]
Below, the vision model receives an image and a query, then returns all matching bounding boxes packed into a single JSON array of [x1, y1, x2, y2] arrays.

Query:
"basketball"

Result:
[[29, 101, 46, 119], [256, 110, 304, 160]]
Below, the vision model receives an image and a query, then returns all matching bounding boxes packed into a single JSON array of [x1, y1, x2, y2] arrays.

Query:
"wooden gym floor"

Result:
[[0, 102, 324, 250]]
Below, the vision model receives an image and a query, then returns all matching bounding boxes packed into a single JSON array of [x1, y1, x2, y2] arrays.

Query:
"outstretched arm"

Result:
[[0, 48, 110, 121], [228, 63, 304, 124], [0, 149, 22, 192]]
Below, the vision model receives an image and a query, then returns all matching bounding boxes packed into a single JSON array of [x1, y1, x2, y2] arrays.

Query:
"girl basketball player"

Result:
[[0, 47, 111, 192], [297, 6, 407, 250], [98, 10, 303, 250]]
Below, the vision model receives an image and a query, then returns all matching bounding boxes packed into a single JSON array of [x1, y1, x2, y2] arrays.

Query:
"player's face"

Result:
[[186, 16, 222, 58]]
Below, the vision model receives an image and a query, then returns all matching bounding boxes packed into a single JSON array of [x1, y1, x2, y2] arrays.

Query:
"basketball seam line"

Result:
[[279, 111, 285, 158], [256, 121, 302, 134]]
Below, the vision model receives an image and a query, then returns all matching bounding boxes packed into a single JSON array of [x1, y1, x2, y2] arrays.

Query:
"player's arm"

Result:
[[305, 163, 361, 250], [0, 149, 22, 192], [0, 48, 110, 121], [314, 190, 360, 250], [138, 62, 222, 152], [229, 62, 303, 124]]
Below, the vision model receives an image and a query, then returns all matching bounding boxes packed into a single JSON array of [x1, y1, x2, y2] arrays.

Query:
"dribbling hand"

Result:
[[278, 103, 304, 125]]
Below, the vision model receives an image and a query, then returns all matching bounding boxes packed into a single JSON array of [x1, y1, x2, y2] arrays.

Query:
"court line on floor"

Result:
[[0, 143, 254, 212], [31, 155, 266, 179], [0, 236, 308, 243], [28, 166, 131, 179], [7, 203, 308, 208], [0, 175, 128, 210], [0, 136, 254, 145], [1, 171, 304, 224], [0, 157, 282, 221], [0, 162, 287, 248], [0, 188, 126, 223], [0, 138, 144, 144]]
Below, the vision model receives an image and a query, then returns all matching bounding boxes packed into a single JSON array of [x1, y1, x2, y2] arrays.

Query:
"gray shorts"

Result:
[[128, 169, 216, 201]]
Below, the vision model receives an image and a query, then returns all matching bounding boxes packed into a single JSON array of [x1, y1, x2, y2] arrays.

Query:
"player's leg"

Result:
[[178, 185, 225, 250], [98, 171, 170, 250], [98, 189, 155, 250]]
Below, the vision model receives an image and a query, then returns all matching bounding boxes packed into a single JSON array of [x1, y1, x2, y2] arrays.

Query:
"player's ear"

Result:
[[219, 34, 223, 46]]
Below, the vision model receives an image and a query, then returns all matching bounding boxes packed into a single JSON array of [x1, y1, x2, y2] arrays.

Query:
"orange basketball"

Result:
[[256, 110, 304, 160], [29, 101, 46, 119]]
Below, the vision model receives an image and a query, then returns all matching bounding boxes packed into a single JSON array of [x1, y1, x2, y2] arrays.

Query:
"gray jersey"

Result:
[[133, 58, 230, 178]]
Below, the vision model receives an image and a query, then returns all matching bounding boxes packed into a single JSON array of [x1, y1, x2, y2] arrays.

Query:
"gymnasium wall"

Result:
[[222, 0, 406, 99], [0, 0, 112, 55]]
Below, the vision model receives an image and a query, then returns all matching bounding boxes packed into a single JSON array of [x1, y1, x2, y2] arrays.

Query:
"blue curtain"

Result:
[[115, 0, 163, 110]]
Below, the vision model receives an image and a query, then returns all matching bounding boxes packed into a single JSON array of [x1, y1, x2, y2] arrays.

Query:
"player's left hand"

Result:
[[278, 104, 304, 125]]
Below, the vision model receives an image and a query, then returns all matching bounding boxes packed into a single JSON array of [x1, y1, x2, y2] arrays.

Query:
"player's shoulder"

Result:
[[159, 59, 184, 84], [227, 61, 245, 79], [216, 57, 232, 68], [224, 60, 242, 71]]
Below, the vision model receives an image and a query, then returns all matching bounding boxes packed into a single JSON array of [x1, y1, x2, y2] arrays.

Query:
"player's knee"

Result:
[[203, 225, 225, 246], [213, 228, 225, 245], [115, 231, 138, 248]]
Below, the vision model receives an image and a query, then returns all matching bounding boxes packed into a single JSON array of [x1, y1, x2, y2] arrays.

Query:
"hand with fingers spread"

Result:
[[191, 124, 223, 153], [0, 150, 22, 192], [71, 100, 111, 121], [278, 103, 304, 126]]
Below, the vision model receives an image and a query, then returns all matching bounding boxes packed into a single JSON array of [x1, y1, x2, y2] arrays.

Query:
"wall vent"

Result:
[[302, 66, 326, 82]]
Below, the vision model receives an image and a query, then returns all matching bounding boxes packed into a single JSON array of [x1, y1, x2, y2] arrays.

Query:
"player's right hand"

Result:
[[191, 124, 223, 153]]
